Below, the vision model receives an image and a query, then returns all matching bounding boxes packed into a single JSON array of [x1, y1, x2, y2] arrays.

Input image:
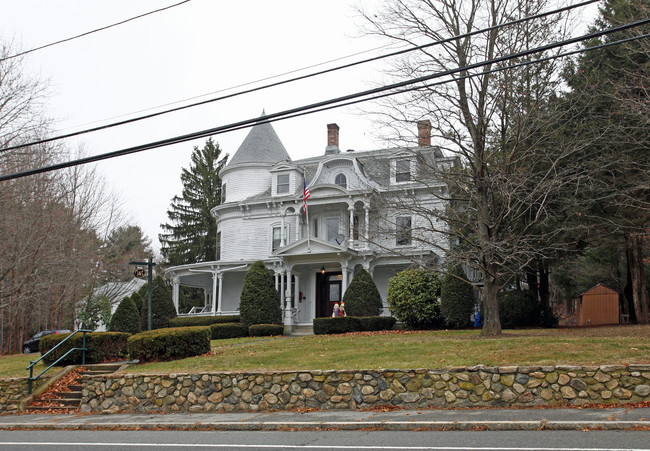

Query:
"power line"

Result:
[[1, 18, 647, 183], [0, 0, 600, 154], [0, 0, 192, 62]]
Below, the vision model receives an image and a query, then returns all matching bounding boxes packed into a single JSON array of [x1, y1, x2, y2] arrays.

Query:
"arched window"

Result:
[[335, 173, 347, 189]]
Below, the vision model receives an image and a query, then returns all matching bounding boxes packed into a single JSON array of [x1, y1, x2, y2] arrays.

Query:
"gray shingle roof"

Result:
[[228, 113, 291, 166]]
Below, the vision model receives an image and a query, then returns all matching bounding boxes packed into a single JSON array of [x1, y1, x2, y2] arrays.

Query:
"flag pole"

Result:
[[303, 171, 311, 253]]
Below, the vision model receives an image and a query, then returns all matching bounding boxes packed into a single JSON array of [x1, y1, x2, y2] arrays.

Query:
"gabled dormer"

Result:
[[270, 162, 302, 197]]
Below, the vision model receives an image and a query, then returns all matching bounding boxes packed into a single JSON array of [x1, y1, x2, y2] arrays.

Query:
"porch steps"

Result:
[[289, 325, 313, 336], [27, 363, 125, 413]]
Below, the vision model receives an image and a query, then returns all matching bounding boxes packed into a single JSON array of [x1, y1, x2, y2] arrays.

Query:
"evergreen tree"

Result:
[[342, 269, 383, 316], [101, 225, 152, 282], [561, 0, 649, 323], [109, 297, 141, 334], [140, 275, 177, 330], [440, 264, 476, 329], [159, 138, 228, 266], [239, 261, 282, 326]]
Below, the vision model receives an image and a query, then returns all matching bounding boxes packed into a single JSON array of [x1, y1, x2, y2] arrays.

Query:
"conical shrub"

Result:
[[109, 297, 141, 335], [342, 268, 383, 316], [239, 261, 282, 326]]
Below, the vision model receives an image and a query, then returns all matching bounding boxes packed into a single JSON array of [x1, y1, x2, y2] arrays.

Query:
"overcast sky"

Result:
[[1, 0, 599, 256], [1, 0, 390, 254]]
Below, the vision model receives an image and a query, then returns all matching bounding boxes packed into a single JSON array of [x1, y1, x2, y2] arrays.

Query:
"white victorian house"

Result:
[[166, 114, 452, 333]]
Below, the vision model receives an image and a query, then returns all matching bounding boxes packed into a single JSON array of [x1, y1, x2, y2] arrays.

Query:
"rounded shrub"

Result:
[[127, 326, 211, 362], [40, 332, 129, 365], [239, 261, 282, 326], [498, 290, 540, 329], [109, 297, 141, 334], [440, 264, 476, 328], [342, 268, 383, 316], [387, 268, 442, 329]]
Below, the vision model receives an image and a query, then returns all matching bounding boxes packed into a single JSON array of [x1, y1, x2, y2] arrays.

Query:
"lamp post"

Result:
[[130, 257, 156, 331]]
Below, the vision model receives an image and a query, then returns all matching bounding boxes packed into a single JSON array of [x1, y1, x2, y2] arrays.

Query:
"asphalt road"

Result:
[[0, 430, 649, 451]]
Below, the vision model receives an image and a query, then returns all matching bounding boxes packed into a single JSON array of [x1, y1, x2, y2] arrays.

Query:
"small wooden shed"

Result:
[[578, 284, 620, 326]]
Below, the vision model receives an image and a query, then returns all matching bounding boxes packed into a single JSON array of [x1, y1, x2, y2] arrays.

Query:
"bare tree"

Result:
[[359, 0, 584, 335], [0, 43, 131, 352]]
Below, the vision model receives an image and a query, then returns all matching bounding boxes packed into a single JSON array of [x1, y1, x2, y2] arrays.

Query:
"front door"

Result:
[[316, 272, 342, 317]]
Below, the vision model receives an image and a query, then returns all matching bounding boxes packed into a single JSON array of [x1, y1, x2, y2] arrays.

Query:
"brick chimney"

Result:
[[325, 123, 340, 155], [417, 120, 432, 147]]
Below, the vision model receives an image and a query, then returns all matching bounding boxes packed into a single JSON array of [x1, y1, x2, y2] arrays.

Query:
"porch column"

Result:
[[364, 204, 370, 249], [217, 273, 224, 313], [294, 274, 300, 307], [341, 261, 349, 297], [348, 205, 355, 247], [172, 277, 180, 315], [211, 271, 218, 316], [284, 270, 293, 326], [275, 272, 279, 291], [280, 269, 286, 313]]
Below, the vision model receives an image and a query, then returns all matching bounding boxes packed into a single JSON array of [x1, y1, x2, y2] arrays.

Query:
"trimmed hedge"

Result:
[[211, 322, 249, 339], [168, 315, 241, 328], [313, 317, 359, 334], [248, 324, 284, 337], [127, 326, 211, 362], [314, 316, 397, 334], [358, 316, 397, 331], [40, 332, 129, 365]]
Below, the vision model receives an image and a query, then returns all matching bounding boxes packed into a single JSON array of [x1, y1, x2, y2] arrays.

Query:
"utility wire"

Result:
[[0, 0, 192, 62], [1, 17, 647, 183], [0, 0, 600, 154]]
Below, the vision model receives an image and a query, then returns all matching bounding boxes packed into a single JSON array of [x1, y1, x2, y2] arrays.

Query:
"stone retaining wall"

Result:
[[0, 378, 29, 412], [81, 364, 650, 413]]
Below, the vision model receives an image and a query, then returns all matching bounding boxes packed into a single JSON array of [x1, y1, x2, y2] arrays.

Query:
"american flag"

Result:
[[303, 179, 310, 213]]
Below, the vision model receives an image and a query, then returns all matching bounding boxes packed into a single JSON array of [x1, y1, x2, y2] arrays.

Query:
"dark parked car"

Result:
[[22, 329, 71, 354]]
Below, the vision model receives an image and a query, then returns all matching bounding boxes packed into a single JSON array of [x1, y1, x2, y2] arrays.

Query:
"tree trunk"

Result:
[[481, 264, 502, 336], [626, 233, 649, 324], [538, 261, 550, 311]]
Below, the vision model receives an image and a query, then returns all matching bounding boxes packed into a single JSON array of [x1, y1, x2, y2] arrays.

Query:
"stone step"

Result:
[[27, 404, 79, 412], [36, 397, 81, 407], [57, 391, 82, 400], [290, 325, 314, 336]]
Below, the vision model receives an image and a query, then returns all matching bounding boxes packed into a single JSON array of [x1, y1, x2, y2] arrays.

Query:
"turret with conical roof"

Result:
[[227, 111, 291, 166], [220, 111, 291, 203]]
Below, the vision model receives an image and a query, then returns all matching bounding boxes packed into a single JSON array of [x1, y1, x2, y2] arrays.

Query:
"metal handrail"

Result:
[[26, 329, 92, 394]]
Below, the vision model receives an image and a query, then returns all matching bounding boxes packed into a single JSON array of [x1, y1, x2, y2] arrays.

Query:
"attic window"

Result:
[[395, 160, 411, 182], [277, 174, 289, 194], [335, 173, 347, 189]]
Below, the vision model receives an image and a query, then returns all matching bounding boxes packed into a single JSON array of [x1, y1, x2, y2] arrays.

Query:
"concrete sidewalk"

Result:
[[0, 407, 648, 431]]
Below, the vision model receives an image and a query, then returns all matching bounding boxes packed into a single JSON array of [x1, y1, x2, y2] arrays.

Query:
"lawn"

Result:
[[1, 325, 647, 378], [124, 324, 650, 375], [0, 353, 47, 379]]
